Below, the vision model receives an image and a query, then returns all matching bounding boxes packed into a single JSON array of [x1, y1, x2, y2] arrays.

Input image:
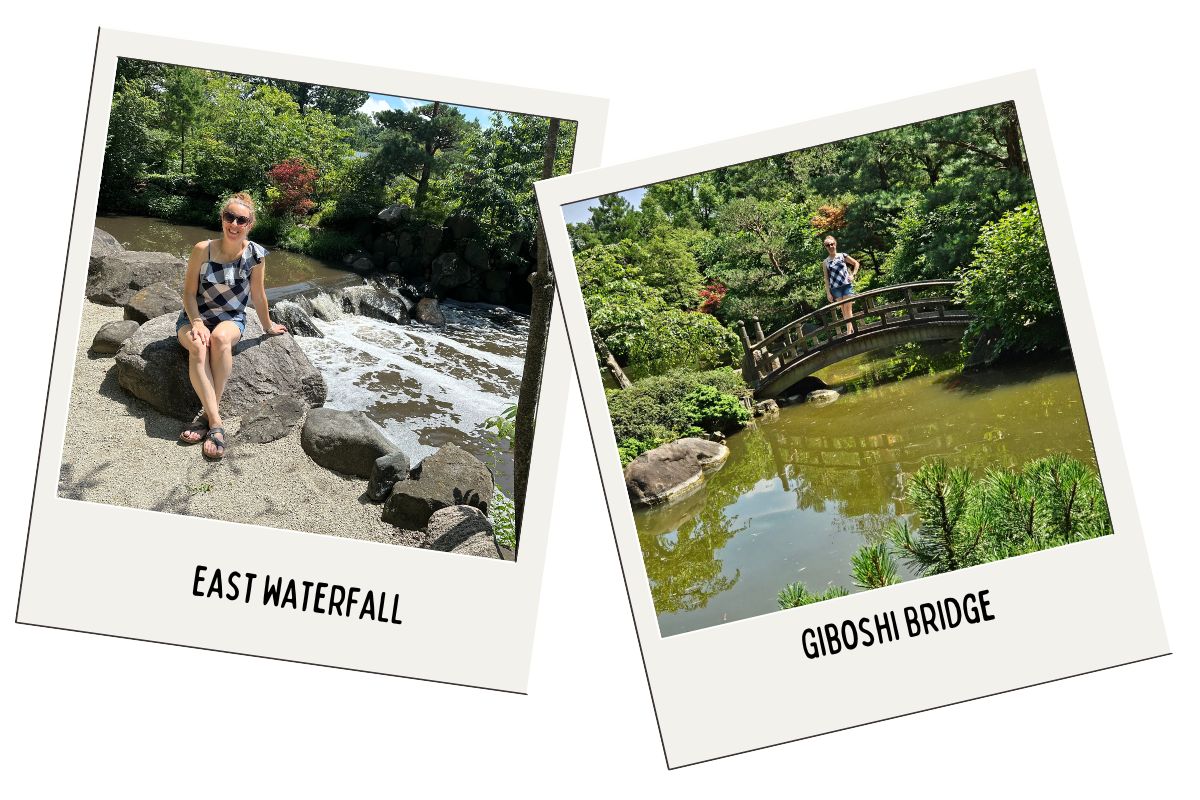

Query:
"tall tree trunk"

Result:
[[593, 331, 632, 389], [511, 118, 559, 553], [415, 102, 441, 211]]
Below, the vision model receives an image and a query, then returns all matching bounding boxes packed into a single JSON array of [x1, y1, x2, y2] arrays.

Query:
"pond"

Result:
[[96, 215, 350, 291], [633, 347, 1101, 637]]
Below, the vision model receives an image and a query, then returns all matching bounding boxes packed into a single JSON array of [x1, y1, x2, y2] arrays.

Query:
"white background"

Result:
[[2, 1, 1195, 795]]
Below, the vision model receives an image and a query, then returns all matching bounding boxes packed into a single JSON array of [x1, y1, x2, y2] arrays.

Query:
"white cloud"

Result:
[[357, 97, 395, 118]]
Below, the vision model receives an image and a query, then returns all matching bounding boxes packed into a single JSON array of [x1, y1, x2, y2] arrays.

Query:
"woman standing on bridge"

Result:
[[822, 235, 861, 336], [176, 192, 287, 460]]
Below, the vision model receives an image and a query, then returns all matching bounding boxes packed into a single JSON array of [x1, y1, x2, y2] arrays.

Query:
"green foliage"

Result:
[[606, 369, 749, 464], [483, 406, 519, 550], [777, 582, 850, 610], [886, 454, 1112, 576], [956, 201, 1067, 353], [577, 244, 739, 380], [489, 489, 516, 552], [850, 543, 901, 589]]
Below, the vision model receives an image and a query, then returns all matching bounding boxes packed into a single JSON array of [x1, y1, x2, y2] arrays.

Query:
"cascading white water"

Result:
[[294, 293, 528, 494]]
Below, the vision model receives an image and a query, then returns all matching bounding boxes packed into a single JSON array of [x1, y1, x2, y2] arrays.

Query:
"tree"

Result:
[[511, 118, 560, 551], [160, 66, 206, 173], [956, 201, 1067, 353], [101, 77, 165, 209], [373, 101, 474, 213]]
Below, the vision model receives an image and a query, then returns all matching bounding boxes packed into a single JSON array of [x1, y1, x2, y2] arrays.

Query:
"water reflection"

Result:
[[635, 352, 1099, 636]]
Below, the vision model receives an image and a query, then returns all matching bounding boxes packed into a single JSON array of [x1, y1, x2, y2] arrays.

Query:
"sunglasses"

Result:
[[222, 211, 251, 226], [824, 242, 837, 247]]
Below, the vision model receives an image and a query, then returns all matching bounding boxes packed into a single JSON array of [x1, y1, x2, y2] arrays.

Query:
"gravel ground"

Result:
[[58, 301, 424, 548]]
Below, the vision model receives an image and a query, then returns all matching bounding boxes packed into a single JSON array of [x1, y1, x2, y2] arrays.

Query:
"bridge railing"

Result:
[[738, 280, 969, 384]]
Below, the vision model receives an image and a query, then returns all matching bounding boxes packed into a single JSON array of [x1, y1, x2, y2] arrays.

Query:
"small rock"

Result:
[[237, 396, 306, 444], [124, 281, 180, 323], [425, 505, 497, 558], [377, 204, 411, 224], [272, 300, 324, 338], [301, 408, 399, 478], [381, 444, 493, 530], [366, 452, 411, 503], [806, 389, 840, 407], [414, 298, 445, 326], [753, 399, 780, 417], [91, 320, 141, 354]]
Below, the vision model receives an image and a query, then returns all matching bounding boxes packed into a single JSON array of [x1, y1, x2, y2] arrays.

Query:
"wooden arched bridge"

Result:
[[738, 280, 973, 398]]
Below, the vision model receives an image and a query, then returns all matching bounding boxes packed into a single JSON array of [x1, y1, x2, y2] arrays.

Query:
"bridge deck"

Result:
[[738, 281, 973, 398]]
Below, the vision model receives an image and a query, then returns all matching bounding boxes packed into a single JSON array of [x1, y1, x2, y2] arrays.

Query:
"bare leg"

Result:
[[203, 322, 243, 458], [208, 321, 242, 404], [177, 326, 220, 432]]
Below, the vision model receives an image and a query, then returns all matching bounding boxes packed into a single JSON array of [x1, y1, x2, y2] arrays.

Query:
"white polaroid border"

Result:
[[16, 29, 607, 693], [537, 72, 1167, 765]]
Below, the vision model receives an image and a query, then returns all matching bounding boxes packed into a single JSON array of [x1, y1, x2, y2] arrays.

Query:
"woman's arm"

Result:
[[183, 243, 209, 345], [823, 261, 834, 304], [250, 259, 287, 335], [844, 253, 861, 280]]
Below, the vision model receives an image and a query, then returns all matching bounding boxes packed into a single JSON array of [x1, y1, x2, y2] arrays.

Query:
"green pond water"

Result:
[[633, 348, 1101, 637], [96, 215, 350, 290]]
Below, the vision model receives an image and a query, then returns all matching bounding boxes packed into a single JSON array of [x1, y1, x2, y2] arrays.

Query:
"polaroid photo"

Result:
[[537, 73, 1167, 764], [17, 29, 606, 692]]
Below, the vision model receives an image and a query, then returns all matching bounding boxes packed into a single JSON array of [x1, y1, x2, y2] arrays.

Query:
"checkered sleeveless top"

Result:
[[196, 240, 267, 326], [824, 252, 854, 290]]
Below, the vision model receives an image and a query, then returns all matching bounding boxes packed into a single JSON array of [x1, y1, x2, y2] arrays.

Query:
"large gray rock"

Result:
[[414, 298, 445, 326], [87, 251, 186, 306], [424, 505, 497, 555], [123, 281, 180, 323], [625, 437, 730, 508], [377, 204, 411, 225], [366, 452, 411, 502], [90, 227, 123, 272], [237, 396, 306, 444], [115, 313, 326, 421], [340, 285, 408, 325], [301, 408, 398, 478], [431, 252, 470, 289], [382, 444, 493, 530], [271, 300, 323, 338], [91, 319, 141, 354]]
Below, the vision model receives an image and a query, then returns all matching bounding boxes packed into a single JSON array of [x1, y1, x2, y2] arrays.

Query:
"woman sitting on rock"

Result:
[[177, 192, 287, 459]]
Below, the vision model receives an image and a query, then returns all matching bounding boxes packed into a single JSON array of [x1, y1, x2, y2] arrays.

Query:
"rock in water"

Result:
[[424, 505, 499, 558], [366, 452, 411, 503], [123, 281, 180, 323], [87, 251, 186, 306], [414, 298, 445, 326], [90, 227, 123, 272], [271, 300, 324, 338], [115, 313, 326, 421], [806, 389, 840, 407], [382, 444, 493, 530], [625, 437, 730, 507], [237, 396, 307, 444], [301, 408, 398, 478], [91, 320, 141, 354]]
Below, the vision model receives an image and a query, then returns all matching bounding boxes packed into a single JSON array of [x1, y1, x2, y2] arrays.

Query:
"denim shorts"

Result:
[[831, 284, 855, 300], [176, 312, 246, 335]]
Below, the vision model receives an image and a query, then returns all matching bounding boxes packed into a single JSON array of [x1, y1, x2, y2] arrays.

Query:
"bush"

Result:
[[956, 201, 1067, 353], [778, 582, 849, 610], [305, 229, 361, 262], [886, 453, 1112, 576], [606, 368, 749, 465]]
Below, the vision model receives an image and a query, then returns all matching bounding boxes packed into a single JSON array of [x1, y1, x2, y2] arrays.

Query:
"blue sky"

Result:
[[562, 188, 647, 225], [358, 93, 503, 128]]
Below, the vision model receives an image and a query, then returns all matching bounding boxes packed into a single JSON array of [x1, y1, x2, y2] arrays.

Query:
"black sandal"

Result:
[[203, 427, 227, 460], [179, 417, 208, 445]]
